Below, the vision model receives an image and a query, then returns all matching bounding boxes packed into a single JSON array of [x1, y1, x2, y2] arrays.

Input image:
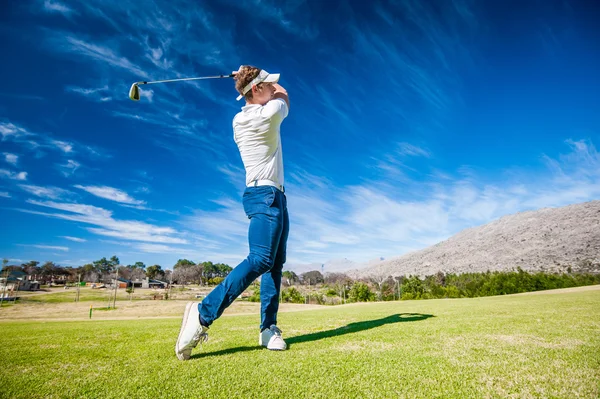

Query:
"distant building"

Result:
[[0, 270, 40, 292], [116, 277, 132, 289], [130, 277, 168, 289]]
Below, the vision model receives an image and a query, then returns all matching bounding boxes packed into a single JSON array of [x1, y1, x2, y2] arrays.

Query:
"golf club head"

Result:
[[129, 83, 140, 101]]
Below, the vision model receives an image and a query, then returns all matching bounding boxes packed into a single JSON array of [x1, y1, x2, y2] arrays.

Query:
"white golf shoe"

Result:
[[175, 302, 208, 361], [259, 325, 287, 350]]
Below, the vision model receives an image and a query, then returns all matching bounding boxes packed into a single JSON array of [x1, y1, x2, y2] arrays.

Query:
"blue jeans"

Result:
[[199, 185, 289, 330]]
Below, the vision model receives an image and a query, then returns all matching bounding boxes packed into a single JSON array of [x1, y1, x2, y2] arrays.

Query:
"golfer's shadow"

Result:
[[191, 313, 434, 359]]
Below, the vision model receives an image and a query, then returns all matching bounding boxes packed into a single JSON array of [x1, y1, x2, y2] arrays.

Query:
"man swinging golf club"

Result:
[[175, 65, 290, 360]]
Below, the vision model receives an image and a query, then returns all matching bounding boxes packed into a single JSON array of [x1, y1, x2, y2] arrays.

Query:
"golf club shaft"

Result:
[[137, 74, 234, 85]]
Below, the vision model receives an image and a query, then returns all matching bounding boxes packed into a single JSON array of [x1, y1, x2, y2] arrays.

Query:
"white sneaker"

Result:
[[175, 302, 208, 361], [259, 325, 287, 350]]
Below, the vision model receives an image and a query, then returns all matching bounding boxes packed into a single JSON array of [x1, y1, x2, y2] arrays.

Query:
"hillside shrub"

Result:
[[282, 287, 304, 304], [348, 282, 375, 302]]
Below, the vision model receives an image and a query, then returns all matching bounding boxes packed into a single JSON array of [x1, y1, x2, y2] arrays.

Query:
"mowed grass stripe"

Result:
[[1, 286, 599, 399]]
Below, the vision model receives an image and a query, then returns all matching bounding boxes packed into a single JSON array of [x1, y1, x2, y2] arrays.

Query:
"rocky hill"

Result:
[[349, 200, 600, 278]]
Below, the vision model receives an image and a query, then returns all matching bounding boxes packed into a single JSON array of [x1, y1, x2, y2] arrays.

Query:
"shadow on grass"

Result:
[[191, 313, 434, 359], [286, 313, 434, 347]]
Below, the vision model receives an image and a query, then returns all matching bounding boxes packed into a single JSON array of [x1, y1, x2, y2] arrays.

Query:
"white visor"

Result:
[[236, 69, 280, 101]]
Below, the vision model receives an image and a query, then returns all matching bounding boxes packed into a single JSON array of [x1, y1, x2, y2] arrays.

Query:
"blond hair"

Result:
[[234, 65, 267, 100]]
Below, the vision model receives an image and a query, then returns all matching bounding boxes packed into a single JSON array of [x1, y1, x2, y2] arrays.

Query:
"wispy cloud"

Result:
[[19, 184, 73, 200], [58, 160, 80, 177], [59, 35, 149, 78], [43, 0, 76, 16], [0, 121, 32, 139], [3, 153, 18, 166], [37, 0, 240, 162], [50, 140, 73, 153], [74, 185, 145, 205], [135, 243, 177, 253], [183, 138, 600, 266], [65, 85, 112, 102], [61, 236, 87, 242], [0, 191, 11, 198], [0, 169, 27, 181], [20, 199, 187, 244], [18, 244, 69, 252], [1, 120, 89, 157], [222, 0, 319, 40], [397, 143, 431, 158]]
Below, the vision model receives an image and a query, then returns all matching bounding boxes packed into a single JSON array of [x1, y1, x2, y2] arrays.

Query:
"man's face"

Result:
[[252, 82, 275, 105]]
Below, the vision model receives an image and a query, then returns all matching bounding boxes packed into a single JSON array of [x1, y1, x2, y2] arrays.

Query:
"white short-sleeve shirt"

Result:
[[233, 98, 289, 187]]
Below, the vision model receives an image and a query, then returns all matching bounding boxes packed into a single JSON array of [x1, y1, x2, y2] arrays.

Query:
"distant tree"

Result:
[[174, 259, 195, 269], [282, 270, 299, 286], [146, 265, 163, 279], [435, 271, 446, 287], [401, 275, 425, 300], [301, 270, 324, 285], [201, 261, 216, 282], [215, 263, 232, 277], [172, 265, 196, 286], [130, 267, 146, 281], [109, 256, 120, 268], [21, 261, 40, 276], [39, 261, 67, 284], [133, 261, 146, 270], [93, 257, 113, 274], [369, 274, 392, 301], [324, 272, 351, 285], [348, 282, 375, 302], [2, 265, 24, 273], [281, 287, 305, 303]]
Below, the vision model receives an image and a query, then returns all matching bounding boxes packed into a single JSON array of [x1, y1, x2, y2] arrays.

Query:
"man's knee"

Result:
[[247, 253, 274, 274]]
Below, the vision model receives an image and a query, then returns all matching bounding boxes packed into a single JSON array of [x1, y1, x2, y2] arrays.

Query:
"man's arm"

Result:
[[272, 83, 289, 109]]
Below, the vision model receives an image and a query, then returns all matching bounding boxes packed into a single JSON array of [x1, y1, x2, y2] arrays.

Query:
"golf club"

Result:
[[129, 74, 235, 101]]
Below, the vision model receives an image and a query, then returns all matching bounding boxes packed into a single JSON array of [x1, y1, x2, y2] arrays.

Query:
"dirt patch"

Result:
[[0, 300, 323, 322]]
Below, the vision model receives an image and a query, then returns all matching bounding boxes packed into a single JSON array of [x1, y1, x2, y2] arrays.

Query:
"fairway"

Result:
[[1, 286, 599, 399]]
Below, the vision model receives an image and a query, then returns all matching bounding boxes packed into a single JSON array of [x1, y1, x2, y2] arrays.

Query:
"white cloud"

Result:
[[51, 140, 73, 153], [60, 236, 87, 242], [0, 191, 10, 198], [139, 88, 154, 102], [0, 169, 27, 181], [21, 199, 187, 245], [58, 159, 80, 177], [65, 85, 113, 102], [43, 0, 75, 16], [1, 120, 95, 159], [74, 185, 146, 205], [19, 184, 73, 200], [87, 227, 187, 244], [3, 153, 18, 166], [18, 244, 69, 252], [60, 36, 149, 78], [135, 243, 176, 253], [0, 122, 31, 139], [180, 138, 600, 266], [397, 143, 431, 158]]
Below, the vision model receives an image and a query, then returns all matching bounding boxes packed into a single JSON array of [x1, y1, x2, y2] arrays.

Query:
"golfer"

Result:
[[176, 65, 290, 360]]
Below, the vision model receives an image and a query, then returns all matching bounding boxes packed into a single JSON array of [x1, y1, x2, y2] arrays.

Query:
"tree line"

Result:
[[1, 257, 233, 286], [3, 256, 598, 301], [252, 267, 600, 304]]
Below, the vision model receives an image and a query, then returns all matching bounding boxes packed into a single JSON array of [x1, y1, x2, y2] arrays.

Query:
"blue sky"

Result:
[[1, 0, 599, 271]]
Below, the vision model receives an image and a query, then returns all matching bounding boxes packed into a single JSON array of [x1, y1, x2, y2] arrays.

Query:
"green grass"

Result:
[[1, 287, 599, 398]]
